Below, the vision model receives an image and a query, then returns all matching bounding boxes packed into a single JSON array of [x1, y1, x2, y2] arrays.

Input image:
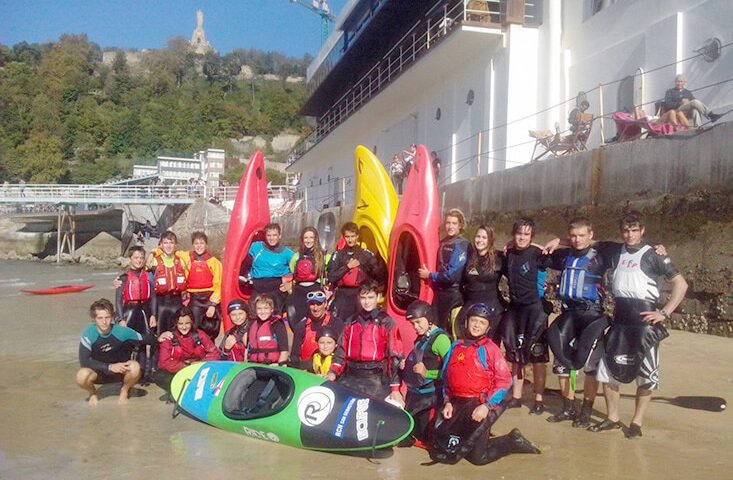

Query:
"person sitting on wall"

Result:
[[663, 74, 721, 127]]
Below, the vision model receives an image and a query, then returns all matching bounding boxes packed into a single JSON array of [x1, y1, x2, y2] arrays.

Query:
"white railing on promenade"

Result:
[[0, 183, 296, 206]]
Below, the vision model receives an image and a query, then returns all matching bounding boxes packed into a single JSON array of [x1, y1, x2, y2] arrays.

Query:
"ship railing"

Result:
[[290, 0, 537, 163]]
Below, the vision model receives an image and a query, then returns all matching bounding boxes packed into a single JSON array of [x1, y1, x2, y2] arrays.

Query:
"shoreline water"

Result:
[[1, 259, 732, 479]]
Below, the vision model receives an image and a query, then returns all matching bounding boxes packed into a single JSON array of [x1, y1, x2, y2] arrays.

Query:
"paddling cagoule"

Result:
[[186, 251, 214, 290], [154, 254, 187, 295], [122, 270, 152, 304]]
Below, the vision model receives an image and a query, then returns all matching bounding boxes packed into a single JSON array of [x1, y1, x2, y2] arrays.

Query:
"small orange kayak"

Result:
[[21, 285, 93, 295]]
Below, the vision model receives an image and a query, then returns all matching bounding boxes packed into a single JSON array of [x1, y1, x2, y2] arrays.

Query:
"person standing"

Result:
[[246, 223, 295, 315], [327, 222, 387, 320], [454, 225, 506, 340], [419, 209, 470, 337], [499, 219, 552, 414], [389, 154, 405, 195], [286, 227, 330, 326], [588, 211, 687, 438], [115, 246, 157, 383], [177, 231, 223, 341]]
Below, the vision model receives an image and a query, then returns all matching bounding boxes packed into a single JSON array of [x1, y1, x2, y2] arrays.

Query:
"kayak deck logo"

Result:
[[297, 386, 335, 426]]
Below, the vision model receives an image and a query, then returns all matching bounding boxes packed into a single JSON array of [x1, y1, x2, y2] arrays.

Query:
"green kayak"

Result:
[[171, 362, 414, 452]]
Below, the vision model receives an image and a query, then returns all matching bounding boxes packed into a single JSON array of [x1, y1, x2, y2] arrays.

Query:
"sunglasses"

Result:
[[306, 291, 327, 302]]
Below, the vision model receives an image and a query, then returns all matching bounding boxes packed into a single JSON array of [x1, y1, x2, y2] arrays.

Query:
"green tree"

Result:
[[14, 133, 67, 182]]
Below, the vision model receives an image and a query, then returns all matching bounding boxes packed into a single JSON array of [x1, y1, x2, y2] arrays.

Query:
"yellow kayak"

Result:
[[352, 145, 399, 263]]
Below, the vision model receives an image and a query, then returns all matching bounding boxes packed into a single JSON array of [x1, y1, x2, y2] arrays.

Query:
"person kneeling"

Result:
[[155, 306, 220, 401], [429, 304, 540, 465]]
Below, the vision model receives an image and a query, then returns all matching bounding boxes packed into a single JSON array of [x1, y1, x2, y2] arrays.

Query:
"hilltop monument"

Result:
[[189, 10, 214, 54]]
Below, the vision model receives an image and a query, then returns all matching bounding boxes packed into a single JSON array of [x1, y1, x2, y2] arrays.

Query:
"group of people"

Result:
[[390, 144, 442, 194], [76, 207, 686, 465]]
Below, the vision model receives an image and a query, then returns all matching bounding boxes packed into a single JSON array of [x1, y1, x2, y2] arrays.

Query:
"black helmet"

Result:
[[317, 326, 338, 341], [465, 303, 494, 322], [405, 300, 435, 325]]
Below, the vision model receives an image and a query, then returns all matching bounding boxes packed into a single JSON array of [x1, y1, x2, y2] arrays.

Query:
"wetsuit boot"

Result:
[[547, 398, 577, 423], [468, 428, 541, 465], [572, 399, 593, 428]]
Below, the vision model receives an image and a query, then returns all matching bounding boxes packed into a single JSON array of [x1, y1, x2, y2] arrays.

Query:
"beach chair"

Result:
[[529, 129, 559, 162], [551, 113, 594, 155]]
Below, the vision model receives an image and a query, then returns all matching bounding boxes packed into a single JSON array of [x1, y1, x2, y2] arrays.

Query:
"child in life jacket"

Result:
[[177, 231, 223, 341], [286, 227, 331, 328], [309, 327, 338, 377], [220, 299, 248, 362], [327, 281, 403, 405], [155, 306, 220, 401], [115, 246, 157, 382], [146, 231, 187, 335], [246, 294, 289, 365]]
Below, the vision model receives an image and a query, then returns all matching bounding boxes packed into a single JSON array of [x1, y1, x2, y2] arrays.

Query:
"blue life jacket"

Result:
[[559, 249, 602, 302]]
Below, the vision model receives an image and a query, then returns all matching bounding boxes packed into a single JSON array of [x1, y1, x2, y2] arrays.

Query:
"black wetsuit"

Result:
[[455, 249, 506, 339], [546, 246, 611, 374], [500, 246, 552, 367], [430, 235, 470, 336], [327, 246, 386, 321]]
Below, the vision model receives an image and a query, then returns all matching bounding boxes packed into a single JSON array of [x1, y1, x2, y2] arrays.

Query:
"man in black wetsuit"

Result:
[[586, 212, 687, 438], [544, 218, 610, 427], [419, 208, 470, 337], [76, 299, 154, 405], [500, 219, 551, 414], [327, 222, 387, 320]]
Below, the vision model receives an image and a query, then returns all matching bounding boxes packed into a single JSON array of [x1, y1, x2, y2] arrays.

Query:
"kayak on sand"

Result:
[[171, 362, 414, 452]]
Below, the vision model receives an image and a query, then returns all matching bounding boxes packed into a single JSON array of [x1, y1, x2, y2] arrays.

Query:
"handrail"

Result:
[[0, 184, 295, 205], [290, 0, 510, 163]]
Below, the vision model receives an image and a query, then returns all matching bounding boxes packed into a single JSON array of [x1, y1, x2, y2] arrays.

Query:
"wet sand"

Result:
[[1, 260, 731, 479]]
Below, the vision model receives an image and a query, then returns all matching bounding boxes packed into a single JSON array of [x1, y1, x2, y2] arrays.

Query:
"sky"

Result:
[[1, 0, 348, 58]]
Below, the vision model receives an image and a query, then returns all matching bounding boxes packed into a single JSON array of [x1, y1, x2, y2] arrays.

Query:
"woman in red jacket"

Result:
[[154, 306, 220, 400]]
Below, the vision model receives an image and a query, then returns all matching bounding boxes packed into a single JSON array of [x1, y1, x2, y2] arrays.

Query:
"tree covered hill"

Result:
[[0, 34, 311, 184]]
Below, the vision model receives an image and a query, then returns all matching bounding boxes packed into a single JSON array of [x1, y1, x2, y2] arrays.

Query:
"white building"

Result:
[[287, 0, 733, 211], [131, 148, 226, 187]]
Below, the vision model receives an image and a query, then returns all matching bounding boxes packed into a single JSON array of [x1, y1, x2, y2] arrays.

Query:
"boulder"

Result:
[[73, 232, 121, 260]]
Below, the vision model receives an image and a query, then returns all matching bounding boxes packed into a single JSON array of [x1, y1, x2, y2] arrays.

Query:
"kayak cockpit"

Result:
[[391, 232, 421, 309], [223, 367, 295, 421]]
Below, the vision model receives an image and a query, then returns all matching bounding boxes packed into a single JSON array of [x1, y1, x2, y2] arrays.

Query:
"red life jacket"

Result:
[[186, 251, 214, 290], [247, 318, 282, 364], [336, 249, 368, 288], [343, 311, 390, 362], [170, 331, 205, 362], [222, 325, 247, 362], [299, 313, 333, 361], [445, 337, 494, 399], [294, 252, 319, 283], [153, 254, 187, 295], [122, 269, 152, 304]]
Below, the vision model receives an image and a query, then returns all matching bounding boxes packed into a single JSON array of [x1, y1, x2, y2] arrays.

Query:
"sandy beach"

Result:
[[0, 260, 731, 480]]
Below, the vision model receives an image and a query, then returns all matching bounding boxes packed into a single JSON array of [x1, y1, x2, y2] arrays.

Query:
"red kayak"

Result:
[[386, 144, 440, 347], [21, 285, 93, 295], [221, 151, 270, 332]]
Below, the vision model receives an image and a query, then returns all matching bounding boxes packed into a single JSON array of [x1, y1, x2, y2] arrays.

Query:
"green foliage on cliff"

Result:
[[0, 35, 309, 184]]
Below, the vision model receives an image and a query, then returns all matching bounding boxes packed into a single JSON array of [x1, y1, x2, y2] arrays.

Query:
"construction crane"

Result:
[[289, 0, 335, 45]]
